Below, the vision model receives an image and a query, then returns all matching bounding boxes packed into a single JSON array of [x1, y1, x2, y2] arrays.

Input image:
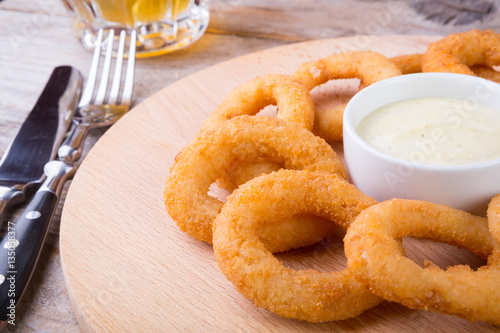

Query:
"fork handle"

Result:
[[0, 160, 75, 323], [57, 120, 92, 163], [0, 187, 25, 225]]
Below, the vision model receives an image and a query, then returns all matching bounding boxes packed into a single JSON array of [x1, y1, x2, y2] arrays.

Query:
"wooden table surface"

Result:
[[0, 0, 499, 331]]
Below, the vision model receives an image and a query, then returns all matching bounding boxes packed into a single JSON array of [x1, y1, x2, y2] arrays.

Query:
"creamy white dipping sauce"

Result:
[[356, 97, 500, 165]]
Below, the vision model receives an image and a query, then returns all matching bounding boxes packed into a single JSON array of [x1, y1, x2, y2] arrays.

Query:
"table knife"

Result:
[[0, 154, 78, 327], [0, 66, 83, 223]]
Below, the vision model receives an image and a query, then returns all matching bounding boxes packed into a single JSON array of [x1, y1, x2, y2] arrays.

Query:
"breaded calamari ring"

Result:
[[345, 199, 500, 325], [391, 52, 500, 83], [293, 51, 402, 142], [212, 170, 380, 322], [164, 116, 346, 251], [201, 74, 316, 191], [422, 29, 500, 75]]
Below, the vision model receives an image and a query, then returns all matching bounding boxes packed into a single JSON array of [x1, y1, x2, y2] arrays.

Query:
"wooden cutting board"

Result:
[[60, 36, 499, 332]]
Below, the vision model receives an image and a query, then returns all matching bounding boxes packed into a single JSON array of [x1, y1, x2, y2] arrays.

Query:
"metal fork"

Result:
[[59, 28, 137, 163], [0, 28, 136, 326]]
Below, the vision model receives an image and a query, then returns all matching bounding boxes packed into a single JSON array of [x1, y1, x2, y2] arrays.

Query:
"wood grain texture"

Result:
[[207, 0, 500, 41], [60, 36, 498, 332]]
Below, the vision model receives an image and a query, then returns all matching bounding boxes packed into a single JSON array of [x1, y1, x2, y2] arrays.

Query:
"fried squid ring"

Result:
[[293, 51, 402, 142], [391, 52, 500, 83], [164, 116, 346, 252], [344, 199, 500, 325], [201, 74, 316, 191], [422, 29, 500, 75], [212, 170, 380, 322]]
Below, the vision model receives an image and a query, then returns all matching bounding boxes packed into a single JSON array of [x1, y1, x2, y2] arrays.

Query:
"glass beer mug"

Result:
[[62, 0, 209, 57]]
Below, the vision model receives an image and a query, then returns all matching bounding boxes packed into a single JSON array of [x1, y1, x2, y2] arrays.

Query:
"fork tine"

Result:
[[94, 29, 115, 105], [121, 30, 137, 106], [108, 30, 127, 105], [79, 28, 103, 108]]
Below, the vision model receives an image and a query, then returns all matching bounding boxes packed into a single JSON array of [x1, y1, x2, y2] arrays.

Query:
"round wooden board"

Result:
[[60, 36, 499, 332]]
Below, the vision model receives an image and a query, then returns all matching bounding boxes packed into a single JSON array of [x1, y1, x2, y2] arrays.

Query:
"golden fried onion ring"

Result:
[[292, 51, 402, 142], [201, 74, 316, 191], [487, 195, 500, 243], [217, 155, 282, 192], [471, 65, 500, 84], [392, 52, 500, 83], [345, 199, 500, 324], [200, 74, 315, 131], [212, 170, 380, 322], [390, 53, 424, 74], [164, 116, 346, 251], [487, 195, 500, 269], [422, 29, 500, 76]]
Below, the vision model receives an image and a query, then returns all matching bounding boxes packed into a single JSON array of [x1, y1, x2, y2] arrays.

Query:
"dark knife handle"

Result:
[[0, 189, 58, 322], [0, 159, 75, 324]]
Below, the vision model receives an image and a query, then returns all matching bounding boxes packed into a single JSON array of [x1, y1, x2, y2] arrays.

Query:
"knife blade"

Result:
[[0, 66, 83, 222]]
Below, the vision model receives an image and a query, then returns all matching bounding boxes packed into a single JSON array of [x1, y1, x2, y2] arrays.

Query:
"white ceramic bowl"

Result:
[[343, 73, 500, 216]]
